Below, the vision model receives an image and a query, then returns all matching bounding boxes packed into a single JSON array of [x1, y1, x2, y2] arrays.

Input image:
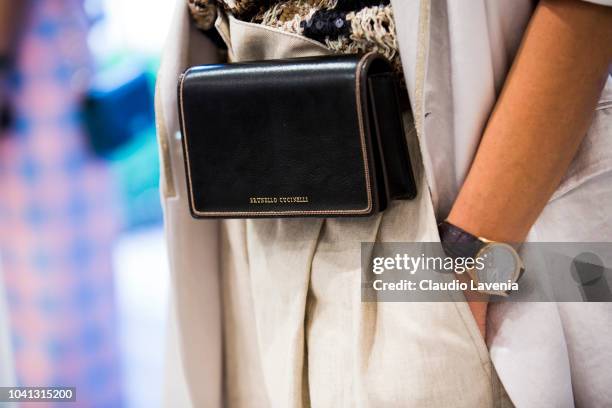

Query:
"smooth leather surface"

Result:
[[368, 73, 417, 200], [178, 53, 416, 218], [438, 220, 484, 259]]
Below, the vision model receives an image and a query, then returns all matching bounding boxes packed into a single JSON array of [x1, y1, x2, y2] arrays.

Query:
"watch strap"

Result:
[[438, 221, 485, 259]]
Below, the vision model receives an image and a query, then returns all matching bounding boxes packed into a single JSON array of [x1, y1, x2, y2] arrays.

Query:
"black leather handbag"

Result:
[[178, 52, 416, 218]]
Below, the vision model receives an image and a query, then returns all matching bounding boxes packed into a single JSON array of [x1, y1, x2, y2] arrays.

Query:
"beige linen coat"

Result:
[[156, 0, 612, 406]]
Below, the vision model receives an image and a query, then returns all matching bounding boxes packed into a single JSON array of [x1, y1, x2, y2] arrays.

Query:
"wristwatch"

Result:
[[438, 221, 524, 296]]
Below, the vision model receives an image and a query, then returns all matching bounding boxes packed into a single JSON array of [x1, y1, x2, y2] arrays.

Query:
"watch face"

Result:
[[473, 243, 522, 294]]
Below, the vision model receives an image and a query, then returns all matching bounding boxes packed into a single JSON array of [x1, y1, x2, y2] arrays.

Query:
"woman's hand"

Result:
[[457, 272, 488, 338], [468, 301, 487, 339], [447, 0, 612, 336]]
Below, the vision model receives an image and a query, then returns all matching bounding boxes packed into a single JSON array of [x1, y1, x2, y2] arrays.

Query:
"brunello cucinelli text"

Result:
[[249, 196, 310, 204]]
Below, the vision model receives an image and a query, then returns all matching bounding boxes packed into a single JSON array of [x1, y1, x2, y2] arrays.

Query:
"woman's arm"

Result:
[[447, 0, 612, 336]]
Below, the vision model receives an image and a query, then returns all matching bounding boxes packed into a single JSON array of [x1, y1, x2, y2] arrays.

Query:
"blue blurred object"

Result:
[[109, 126, 163, 229], [82, 60, 163, 229], [83, 63, 154, 157]]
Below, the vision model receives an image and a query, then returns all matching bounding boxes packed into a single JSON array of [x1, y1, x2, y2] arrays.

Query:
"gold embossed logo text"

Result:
[[249, 196, 309, 204]]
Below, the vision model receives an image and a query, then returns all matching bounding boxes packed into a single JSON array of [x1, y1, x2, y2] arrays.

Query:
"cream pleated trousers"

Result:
[[214, 13, 512, 408]]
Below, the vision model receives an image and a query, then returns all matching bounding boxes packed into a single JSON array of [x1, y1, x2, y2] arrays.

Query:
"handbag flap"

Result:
[[178, 54, 391, 218]]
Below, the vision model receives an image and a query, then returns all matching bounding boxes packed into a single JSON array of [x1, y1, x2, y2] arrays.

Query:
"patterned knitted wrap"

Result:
[[187, 0, 401, 74]]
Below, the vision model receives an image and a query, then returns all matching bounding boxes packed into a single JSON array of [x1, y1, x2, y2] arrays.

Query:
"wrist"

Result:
[[447, 199, 528, 243]]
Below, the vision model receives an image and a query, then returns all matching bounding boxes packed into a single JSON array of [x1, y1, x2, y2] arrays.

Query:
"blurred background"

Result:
[[0, 0, 177, 406]]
